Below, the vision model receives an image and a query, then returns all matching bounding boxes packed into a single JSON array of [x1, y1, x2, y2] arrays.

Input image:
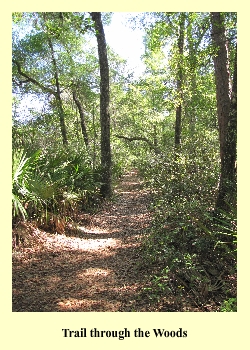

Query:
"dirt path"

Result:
[[12, 169, 153, 312]]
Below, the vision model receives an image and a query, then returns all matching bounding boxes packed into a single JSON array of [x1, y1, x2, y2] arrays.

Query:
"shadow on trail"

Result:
[[12, 169, 153, 312], [12, 242, 149, 312]]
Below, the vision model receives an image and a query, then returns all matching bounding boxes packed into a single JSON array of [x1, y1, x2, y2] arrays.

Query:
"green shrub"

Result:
[[220, 298, 237, 312], [12, 147, 104, 225], [12, 149, 43, 221]]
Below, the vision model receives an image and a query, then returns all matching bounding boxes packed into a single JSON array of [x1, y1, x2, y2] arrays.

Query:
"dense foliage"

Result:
[[12, 12, 237, 311]]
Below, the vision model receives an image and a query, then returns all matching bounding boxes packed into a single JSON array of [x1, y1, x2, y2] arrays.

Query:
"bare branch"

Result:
[[13, 59, 56, 96], [114, 134, 161, 154]]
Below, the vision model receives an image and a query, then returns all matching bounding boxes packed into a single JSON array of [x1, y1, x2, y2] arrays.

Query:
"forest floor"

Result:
[[12, 169, 158, 312], [12, 169, 236, 312]]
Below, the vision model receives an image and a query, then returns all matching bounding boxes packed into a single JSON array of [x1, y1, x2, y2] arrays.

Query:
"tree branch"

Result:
[[114, 134, 161, 154], [12, 59, 56, 96]]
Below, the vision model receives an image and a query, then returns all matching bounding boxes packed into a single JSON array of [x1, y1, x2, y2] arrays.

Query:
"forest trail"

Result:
[[12, 169, 153, 312]]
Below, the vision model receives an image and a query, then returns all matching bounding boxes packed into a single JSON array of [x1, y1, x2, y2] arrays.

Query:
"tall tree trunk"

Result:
[[187, 15, 197, 136], [174, 13, 185, 147], [216, 47, 237, 211], [210, 12, 231, 162], [72, 90, 89, 148], [211, 13, 237, 211], [186, 13, 209, 136], [47, 36, 68, 146], [92, 104, 97, 170], [91, 12, 112, 198]]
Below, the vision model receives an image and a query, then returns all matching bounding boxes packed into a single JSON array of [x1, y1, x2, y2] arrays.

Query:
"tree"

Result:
[[12, 12, 97, 147], [185, 12, 211, 135], [72, 88, 89, 148], [174, 12, 186, 147], [210, 12, 232, 162], [91, 12, 112, 198], [210, 12, 237, 210], [45, 25, 68, 146], [12, 13, 70, 145], [216, 46, 237, 211], [141, 12, 203, 148]]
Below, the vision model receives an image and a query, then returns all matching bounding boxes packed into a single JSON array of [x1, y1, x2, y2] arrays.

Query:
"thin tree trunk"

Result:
[[153, 124, 158, 148], [72, 91, 89, 148], [186, 13, 209, 136], [187, 22, 197, 136], [47, 36, 68, 146], [174, 13, 185, 147], [210, 12, 231, 162], [92, 104, 97, 170], [91, 12, 112, 198]]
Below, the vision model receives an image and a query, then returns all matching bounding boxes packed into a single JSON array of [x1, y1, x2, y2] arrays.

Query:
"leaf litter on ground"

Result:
[[12, 169, 154, 312]]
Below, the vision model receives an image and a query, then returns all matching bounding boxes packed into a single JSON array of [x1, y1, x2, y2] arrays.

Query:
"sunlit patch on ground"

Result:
[[12, 169, 153, 312], [46, 275, 61, 284], [37, 232, 121, 252], [77, 226, 110, 234], [78, 267, 112, 278], [77, 238, 121, 250], [58, 298, 121, 312], [57, 298, 121, 311]]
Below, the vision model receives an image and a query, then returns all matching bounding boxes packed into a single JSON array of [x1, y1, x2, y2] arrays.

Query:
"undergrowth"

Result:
[[136, 141, 237, 312]]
